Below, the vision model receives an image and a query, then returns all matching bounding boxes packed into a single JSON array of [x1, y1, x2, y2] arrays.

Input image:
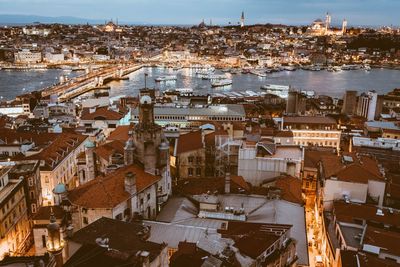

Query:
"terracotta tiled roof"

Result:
[[94, 140, 125, 161], [333, 201, 400, 228], [175, 176, 250, 195], [176, 131, 203, 154], [304, 149, 335, 169], [0, 128, 58, 146], [364, 226, 400, 257], [321, 153, 383, 183], [26, 132, 87, 171], [275, 175, 303, 205], [107, 124, 135, 142], [68, 164, 161, 208], [81, 106, 126, 121]]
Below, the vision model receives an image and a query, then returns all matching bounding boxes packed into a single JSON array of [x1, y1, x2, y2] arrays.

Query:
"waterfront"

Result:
[[0, 69, 83, 100], [1, 67, 400, 100]]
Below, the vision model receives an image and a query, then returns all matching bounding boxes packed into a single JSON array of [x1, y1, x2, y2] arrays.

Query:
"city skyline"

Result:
[[0, 0, 400, 26]]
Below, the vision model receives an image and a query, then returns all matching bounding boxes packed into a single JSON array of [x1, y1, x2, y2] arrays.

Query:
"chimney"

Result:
[[225, 171, 230, 194], [124, 172, 136, 195], [140, 251, 150, 267]]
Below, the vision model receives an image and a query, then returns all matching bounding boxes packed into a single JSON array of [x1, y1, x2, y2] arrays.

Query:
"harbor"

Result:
[[3, 65, 400, 101]]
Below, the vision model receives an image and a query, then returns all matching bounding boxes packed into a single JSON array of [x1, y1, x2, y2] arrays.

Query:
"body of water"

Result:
[[1, 67, 399, 100], [0, 69, 83, 100]]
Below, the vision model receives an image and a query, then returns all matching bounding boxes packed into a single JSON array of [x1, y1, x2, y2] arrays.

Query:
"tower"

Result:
[[342, 19, 347, 35], [240, 11, 245, 27], [325, 12, 331, 32], [132, 89, 172, 200], [46, 210, 64, 267]]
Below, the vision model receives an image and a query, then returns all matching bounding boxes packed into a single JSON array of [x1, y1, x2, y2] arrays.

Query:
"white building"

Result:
[[14, 50, 42, 63], [44, 53, 65, 63], [281, 116, 341, 151], [25, 133, 88, 205], [238, 141, 303, 186], [320, 154, 386, 210]]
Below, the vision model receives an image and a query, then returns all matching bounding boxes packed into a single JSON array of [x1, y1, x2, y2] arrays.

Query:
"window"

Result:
[[115, 213, 123, 220], [147, 193, 150, 200], [42, 235, 46, 248], [28, 178, 33, 187], [31, 204, 37, 213], [109, 124, 116, 128], [196, 157, 202, 164], [188, 156, 194, 163], [188, 168, 193, 176], [196, 168, 201, 176], [83, 217, 88, 224], [30, 191, 35, 200]]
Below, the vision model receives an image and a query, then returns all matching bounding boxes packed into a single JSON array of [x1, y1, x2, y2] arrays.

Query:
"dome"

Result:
[[140, 95, 152, 105], [85, 140, 95, 148], [53, 183, 67, 194]]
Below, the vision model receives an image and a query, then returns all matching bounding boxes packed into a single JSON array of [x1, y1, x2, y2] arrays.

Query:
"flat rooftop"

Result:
[[132, 104, 246, 117]]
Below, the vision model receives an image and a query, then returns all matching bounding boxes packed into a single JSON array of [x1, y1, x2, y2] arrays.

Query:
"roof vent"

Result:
[[376, 209, 384, 216], [95, 237, 109, 248]]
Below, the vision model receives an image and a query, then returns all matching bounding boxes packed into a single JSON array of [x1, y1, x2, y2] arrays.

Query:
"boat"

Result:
[[284, 65, 296, 71], [174, 88, 193, 94], [211, 79, 232, 87], [155, 75, 177, 82], [333, 66, 342, 72], [364, 64, 371, 71], [260, 84, 290, 98], [202, 74, 227, 80], [250, 70, 268, 77]]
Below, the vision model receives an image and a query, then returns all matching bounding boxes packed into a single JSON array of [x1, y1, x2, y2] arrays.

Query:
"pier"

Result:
[[40, 64, 143, 102]]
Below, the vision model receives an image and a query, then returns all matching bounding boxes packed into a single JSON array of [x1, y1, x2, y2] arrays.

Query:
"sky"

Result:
[[0, 0, 399, 26]]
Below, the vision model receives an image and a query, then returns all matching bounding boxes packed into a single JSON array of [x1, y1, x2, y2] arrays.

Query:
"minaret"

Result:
[[240, 11, 245, 27], [342, 19, 348, 35], [325, 12, 331, 32], [46, 209, 64, 267]]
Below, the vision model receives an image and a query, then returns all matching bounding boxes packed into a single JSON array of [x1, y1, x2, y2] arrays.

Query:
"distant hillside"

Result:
[[0, 14, 144, 25]]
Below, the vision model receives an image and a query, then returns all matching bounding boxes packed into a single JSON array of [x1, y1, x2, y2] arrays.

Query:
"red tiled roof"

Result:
[[95, 140, 125, 161], [107, 124, 135, 142], [0, 128, 58, 146], [275, 175, 303, 205], [321, 154, 383, 183], [81, 106, 126, 121], [333, 201, 400, 228], [176, 131, 203, 154], [68, 164, 161, 208], [175, 176, 251, 195], [26, 132, 87, 170], [364, 226, 400, 257]]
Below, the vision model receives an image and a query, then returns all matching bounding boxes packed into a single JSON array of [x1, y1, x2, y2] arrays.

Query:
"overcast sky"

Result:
[[0, 0, 399, 26]]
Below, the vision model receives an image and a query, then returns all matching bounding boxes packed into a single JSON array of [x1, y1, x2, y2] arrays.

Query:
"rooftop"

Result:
[[68, 164, 161, 208], [70, 217, 165, 263]]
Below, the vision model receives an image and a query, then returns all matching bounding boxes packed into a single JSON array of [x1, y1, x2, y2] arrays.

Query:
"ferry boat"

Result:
[[155, 75, 177, 82], [211, 79, 233, 87]]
